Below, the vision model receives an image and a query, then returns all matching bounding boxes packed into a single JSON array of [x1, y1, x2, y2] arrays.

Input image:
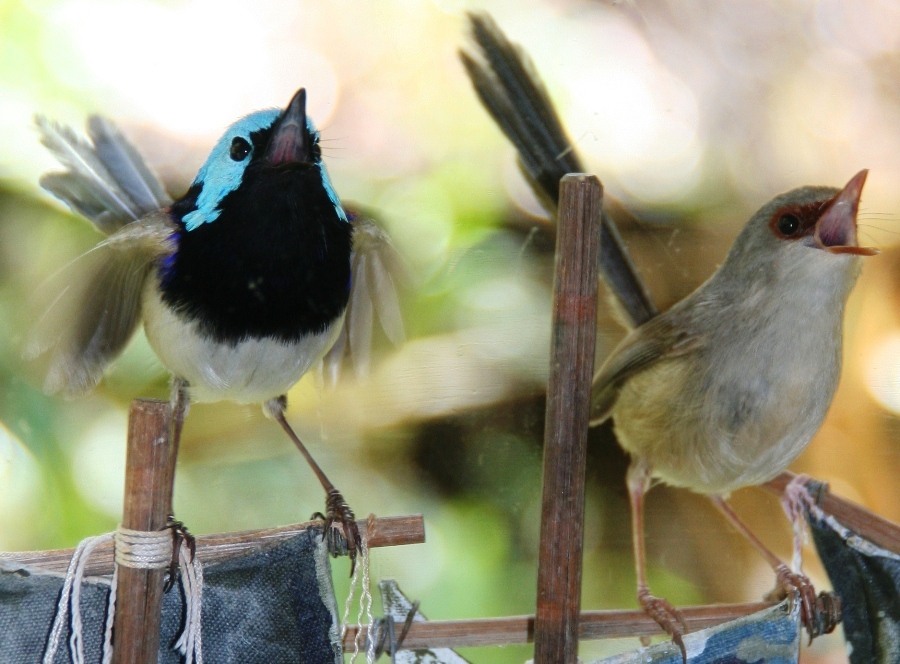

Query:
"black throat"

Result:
[[160, 164, 352, 345]]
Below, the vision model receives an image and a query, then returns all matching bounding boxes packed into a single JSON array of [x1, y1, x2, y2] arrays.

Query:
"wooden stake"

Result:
[[534, 174, 603, 664], [112, 399, 175, 664]]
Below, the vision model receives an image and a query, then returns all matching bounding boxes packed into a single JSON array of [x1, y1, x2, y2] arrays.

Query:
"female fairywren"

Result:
[[462, 12, 876, 660], [30, 89, 403, 568]]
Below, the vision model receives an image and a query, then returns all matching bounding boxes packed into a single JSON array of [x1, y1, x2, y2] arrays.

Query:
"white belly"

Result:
[[142, 282, 343, 404]]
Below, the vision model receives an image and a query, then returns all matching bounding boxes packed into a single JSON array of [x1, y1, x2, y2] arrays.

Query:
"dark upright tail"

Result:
[[460, 12, 658, 327]]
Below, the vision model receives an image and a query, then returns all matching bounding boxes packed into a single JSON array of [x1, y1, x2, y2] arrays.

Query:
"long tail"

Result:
[[460, 12, 657, 327]]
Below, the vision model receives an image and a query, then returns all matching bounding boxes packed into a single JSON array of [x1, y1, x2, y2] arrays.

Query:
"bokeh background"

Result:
[[2, 0, 899, 661]]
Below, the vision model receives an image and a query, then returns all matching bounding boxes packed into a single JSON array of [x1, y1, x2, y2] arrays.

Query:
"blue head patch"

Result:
[[182, 108, 347, 231]]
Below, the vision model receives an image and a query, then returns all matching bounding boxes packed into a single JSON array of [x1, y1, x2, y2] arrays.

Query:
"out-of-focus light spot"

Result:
[[554, 17, 703, 202], [0, 422, 42, 550], [864, 334, 900, 414], [71, 409, 127, 516], [462, 276, 529, 312], [43, 0, 338, 140], [815, 0, 900, 57], [375, 180, 454, 278]]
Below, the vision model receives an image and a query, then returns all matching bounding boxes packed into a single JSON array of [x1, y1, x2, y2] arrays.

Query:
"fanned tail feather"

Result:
[[35, 115, 172, 235]]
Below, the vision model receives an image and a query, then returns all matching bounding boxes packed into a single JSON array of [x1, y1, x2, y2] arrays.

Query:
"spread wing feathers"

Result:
[[460, 11, 583, 212], [590, 314, 703, 425], [35, 115, 172, 235], [25, 212, 176, 397], [323, 212, 407, 384]]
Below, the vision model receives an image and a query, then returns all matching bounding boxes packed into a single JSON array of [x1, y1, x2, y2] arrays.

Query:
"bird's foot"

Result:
[[164, 514, 196, 593], [312, 489, 361, 576], [638, 587, 688, 663], [766, 564, 840, 642]]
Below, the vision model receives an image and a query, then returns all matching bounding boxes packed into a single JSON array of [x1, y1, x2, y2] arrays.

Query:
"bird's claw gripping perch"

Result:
[[638, 587, 688, 663], [313, 489, 361, 576], [164, 514, 196, 593], [767, 564, 839, 643]]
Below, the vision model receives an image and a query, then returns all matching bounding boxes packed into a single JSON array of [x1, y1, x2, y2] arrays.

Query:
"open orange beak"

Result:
[[814, 169, 878, 256]]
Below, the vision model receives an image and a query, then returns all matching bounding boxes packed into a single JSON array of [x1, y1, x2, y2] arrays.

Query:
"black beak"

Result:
[[265, 88, 310, 166]]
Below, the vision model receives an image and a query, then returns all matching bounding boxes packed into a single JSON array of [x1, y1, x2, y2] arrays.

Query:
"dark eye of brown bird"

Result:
[[777, 213, 800, 236]]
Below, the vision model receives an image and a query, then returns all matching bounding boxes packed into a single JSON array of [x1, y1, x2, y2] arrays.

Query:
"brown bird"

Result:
[[461, 12, 876, 660], [589, 169, 874, 656]]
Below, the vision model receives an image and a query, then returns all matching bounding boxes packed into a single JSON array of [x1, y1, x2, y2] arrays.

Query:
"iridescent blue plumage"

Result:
[[183, 109, 347, 230], [160, 93, 353, 344], [31, 88, 407, 569]]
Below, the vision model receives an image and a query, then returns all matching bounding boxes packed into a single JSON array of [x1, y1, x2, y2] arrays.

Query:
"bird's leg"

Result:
[[170, 377, 190, 458], [627, 459, 688, 662], [709, 495, 833, 641], [164, 378, 194, 590], [264, 395, 360, 574], [780, 474, 817, 572]]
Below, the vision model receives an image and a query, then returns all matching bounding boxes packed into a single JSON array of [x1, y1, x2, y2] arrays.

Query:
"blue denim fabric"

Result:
[[592, 600, 800, 664], [809, 506, 900, 664], [0, 531, 341, 664]]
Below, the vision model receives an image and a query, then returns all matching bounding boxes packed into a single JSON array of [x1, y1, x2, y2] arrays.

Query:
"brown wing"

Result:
[[26, 212, 176, 396], [590, 314, 703, 425]]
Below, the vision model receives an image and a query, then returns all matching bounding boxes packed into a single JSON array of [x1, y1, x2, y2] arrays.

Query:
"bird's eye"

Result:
[[777, 213, 800, 236], [230, 137, 251, 161]]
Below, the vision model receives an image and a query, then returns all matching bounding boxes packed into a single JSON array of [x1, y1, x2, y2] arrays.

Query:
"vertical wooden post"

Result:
[[112, 399, 175, 664], [534, 174, 603, 664]]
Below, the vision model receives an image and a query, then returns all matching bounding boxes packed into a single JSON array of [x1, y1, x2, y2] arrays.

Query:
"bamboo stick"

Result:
[[1, 515, 425, 577], [534, 174, 604, 664], [111, 399, 175, 664], [343, 601, 773, 650]]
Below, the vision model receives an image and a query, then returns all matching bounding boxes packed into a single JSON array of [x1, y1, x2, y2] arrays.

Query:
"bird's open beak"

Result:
[[265, 88, 310, 166], [814, 169, 878, 256]]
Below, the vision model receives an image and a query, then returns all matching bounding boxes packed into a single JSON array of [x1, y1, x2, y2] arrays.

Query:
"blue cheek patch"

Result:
[[318, 161, 348, 223], [182, 107, 349, 230], [184, 109, 281, 232]]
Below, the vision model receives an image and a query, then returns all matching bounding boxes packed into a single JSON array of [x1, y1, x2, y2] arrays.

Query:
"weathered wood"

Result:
[[534, 174, 604, 664], [112, 399, 175, 664], [761, 471, 900, 554], [0, 515, 425, 576], [344, 601, 772, 650]]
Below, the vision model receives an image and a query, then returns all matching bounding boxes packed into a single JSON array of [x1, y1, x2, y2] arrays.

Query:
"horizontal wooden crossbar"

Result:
[[761, 471, 900, 554], [342, 601, 773, 650], [0, 514, 424, 577]]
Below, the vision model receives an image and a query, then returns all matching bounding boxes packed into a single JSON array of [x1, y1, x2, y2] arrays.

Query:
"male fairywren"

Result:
[[30, 89, 404, 569]]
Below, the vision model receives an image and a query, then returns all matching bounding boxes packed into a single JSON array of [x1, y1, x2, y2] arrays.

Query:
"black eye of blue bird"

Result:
[[230, 137, 251, 161], [777, 213, 800, 236]]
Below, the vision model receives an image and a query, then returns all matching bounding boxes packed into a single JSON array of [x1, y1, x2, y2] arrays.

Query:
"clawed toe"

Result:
[[771, 565, 839, 643], [164, 514, 196, 593], [638, 588, 688, 662], [313, 489, 361, 576]]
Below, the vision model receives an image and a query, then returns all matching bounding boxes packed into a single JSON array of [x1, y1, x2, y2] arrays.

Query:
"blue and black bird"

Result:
[[30, 89, 405, 568]]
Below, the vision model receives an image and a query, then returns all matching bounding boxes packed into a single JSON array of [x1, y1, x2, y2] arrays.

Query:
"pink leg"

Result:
[[628, 460, 688, 662], [264, 395, 360, 575], [780, 474, 817, 572], [710, 495, 822, 642]]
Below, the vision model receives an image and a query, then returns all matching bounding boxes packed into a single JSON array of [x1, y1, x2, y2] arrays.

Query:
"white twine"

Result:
[[114, 526, 171, 569], [43, 532, 114, 664], [174, 546, 204, 664], [340, 517, 375, 664], [42, 525, 204, 664]]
